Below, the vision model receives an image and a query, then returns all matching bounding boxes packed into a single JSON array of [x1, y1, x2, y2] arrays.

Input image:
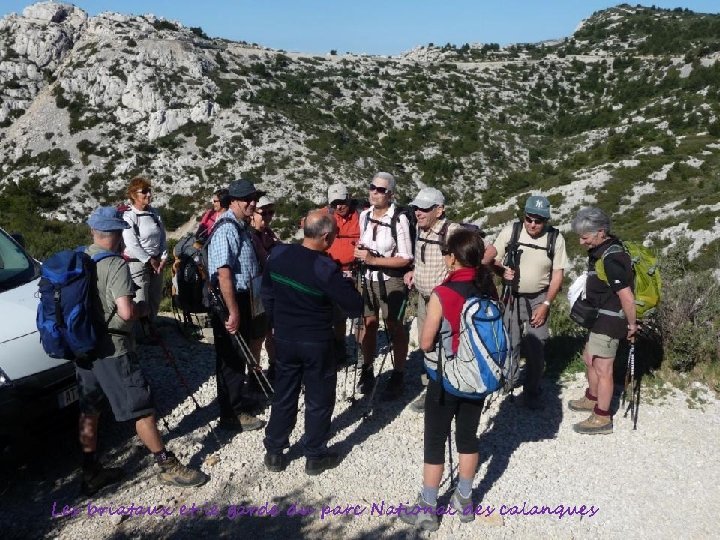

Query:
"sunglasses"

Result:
[[136, 188, 152, 195], [368, 184, 390, 194], [440, 248, 451, 256], [212, 199, 220, 204], [524, 215, 547, 225], [414, 205, 437, 213], [330, 200, 348, 207]]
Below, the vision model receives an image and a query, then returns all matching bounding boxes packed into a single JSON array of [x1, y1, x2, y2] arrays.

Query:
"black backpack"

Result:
[[507, 221, 559, 270], [172, 233, 207, 314]]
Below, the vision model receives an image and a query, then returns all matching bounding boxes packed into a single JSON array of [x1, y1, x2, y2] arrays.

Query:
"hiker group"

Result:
[[36, 171, 658, 530]]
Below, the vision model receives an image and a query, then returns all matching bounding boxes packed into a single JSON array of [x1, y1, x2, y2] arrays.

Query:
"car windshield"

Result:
[[0, 229, 38, 292]]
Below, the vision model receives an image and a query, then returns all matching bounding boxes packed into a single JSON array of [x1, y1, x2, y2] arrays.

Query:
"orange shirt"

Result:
[[300, 207, 360, 269]]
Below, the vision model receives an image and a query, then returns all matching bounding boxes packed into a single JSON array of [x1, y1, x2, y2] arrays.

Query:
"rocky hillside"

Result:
[[1, 2, 719, 268]]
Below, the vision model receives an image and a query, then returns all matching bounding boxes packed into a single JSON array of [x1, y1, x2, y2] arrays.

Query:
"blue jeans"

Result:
[[264, 338, 336, 459]]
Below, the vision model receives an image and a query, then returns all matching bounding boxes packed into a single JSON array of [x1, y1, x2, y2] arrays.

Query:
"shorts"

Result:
[[587, 332, 620, 359], [76, 352, 154, 422], [362, 276, 407, 322]]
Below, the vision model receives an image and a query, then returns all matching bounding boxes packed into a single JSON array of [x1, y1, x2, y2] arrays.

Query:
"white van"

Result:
[[0, 227, 78, 441]]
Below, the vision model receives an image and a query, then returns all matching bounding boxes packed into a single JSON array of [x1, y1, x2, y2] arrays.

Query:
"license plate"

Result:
[[57, 385, 79, 408]]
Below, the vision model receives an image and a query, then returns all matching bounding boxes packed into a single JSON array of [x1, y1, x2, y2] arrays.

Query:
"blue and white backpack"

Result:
[[36, 247, 118, 362], [425, 282, 510, 399]]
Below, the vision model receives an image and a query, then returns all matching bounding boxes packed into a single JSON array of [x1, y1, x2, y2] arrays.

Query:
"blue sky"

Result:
[[3, 1, 719, 55]]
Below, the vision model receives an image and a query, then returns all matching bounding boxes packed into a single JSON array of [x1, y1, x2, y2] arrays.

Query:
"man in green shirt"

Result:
[[76, 207, 207, 495]]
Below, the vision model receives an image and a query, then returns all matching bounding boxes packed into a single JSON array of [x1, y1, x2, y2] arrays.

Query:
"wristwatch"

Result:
[[542, 300, 551, 307]]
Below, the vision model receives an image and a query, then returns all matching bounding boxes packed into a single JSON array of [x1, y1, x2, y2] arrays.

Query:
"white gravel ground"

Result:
[[1, 316, 718, 539]]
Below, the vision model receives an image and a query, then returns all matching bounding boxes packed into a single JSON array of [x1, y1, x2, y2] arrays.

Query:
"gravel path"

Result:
[[1, 316, 718, 539]]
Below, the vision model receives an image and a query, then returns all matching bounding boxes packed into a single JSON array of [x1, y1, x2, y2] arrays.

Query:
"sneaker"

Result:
[[409, 390, 426, 412], [357, 365, 375, 395], [264, 452, 286, 473], [157, 456, 208, 487], [81, 463, 125, 496], [381, 370, 404, 401], [568, 394, 597, 412], [218, 412, 265, 432], [573, 412, 613, 435], [450, 488, 475, 523], [398, 493, 439, 532], [305, 453, 340, 476]]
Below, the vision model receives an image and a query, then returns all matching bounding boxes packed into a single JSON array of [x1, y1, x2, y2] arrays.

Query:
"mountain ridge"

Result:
[[1, 2, 719, 270]]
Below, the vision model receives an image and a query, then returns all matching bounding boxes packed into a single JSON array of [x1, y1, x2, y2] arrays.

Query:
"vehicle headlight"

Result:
[[0, 367, 11, 388]]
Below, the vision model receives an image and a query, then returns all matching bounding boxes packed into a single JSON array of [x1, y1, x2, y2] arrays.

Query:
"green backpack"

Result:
[[595, 242, 661, 319]]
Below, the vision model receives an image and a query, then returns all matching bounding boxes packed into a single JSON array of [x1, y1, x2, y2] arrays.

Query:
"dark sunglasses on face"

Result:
[[236, 195, 259, 203], [441, 248, 450, 256], [369, 184, 390, 194], [330, 199, 348, 207], [212, 199, 220, 204], [414, 205, 437, 213], [524, 215, 547, 225], [136, 188, 152, 195]]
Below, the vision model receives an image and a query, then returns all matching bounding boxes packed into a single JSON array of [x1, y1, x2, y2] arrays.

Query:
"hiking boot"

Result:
[[357, 365, 375, 395], [398, 493, 439, 532], [218, 412, 264, 432], [264, 452, 286, 473], [409, 390, 426, 412], [381, 370, 404, 401], [81, 463, 125, 496], [568, 394, 597, 412], [305, 453, 340, 476], [450, 488, 475, 523], [573, 413, 613, 435], [157, 456, 208, 487]]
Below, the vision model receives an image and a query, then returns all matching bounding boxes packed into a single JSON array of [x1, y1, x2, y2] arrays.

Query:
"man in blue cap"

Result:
[[77, 207, 207, 495], [207, 178, 265, 432], [492, 195, 569, 410]]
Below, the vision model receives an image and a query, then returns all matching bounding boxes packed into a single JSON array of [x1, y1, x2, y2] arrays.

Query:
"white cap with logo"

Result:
[[409, 187, 445, 208], [327, 183, 348, 203]]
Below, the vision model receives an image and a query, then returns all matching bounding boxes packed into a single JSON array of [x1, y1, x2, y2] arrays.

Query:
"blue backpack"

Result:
[[36, 247, 118, 362], [425, 282, 510, 399]]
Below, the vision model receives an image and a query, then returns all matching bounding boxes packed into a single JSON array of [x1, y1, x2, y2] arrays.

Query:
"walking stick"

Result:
[[143, 319, 222, 449]]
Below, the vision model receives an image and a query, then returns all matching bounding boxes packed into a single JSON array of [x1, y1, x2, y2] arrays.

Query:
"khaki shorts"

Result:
[[362, 276, 407, 322], [587, 332, 620, 359]]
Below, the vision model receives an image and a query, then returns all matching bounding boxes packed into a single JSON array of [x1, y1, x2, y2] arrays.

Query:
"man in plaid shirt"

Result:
[[208, 178, 264, 432], [403, 187, 497, 412]]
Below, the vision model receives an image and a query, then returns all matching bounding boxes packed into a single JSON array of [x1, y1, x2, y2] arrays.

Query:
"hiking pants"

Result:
[[504, 291, 549, 396], [264, 338, 336, 459], [211, 291, 257, 418], [128, 260, 164, 320], [424, 378, 484, 464]]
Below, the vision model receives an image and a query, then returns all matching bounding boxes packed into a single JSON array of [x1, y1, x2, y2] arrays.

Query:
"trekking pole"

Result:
[[343, 262, 364, 405], [362, 297, 408, 420], [230, 330, 274, 400], [206, 286, 274, 399], [447, 434, 457, 490], [144, 320, 222, 449], [623, 343, 636, 425]]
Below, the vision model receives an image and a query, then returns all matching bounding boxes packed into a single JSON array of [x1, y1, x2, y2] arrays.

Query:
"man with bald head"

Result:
[[261, 210, 363, 475]]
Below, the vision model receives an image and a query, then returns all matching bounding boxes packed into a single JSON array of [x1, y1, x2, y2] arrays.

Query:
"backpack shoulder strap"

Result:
[[438, 221, 450, 245], [442, 280, 481, 299]]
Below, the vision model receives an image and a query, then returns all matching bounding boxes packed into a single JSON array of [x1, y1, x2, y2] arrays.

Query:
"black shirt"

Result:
[[585, 237, 633, 339]]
